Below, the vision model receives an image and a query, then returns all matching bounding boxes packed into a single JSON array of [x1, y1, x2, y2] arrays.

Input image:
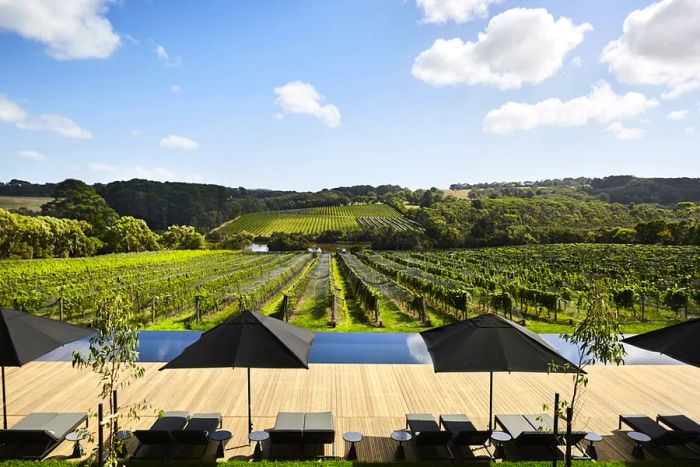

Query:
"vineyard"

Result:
[[1, 244, 698, 333], [214, 203, 420, 236]]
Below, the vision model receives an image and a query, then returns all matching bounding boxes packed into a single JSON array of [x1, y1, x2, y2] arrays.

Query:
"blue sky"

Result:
[[1, 0, 698, 190]]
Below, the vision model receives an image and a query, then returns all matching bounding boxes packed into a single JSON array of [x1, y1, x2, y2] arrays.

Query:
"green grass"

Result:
[[214, 203, 417, 236], [0, 195, 53, 212]]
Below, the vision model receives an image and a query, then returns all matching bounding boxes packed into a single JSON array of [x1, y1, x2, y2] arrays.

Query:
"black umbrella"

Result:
[[622, 318, 700, 367], [0, 308, 94, 428], [420, 313, 581, 431], [161, 310, 315, 433]]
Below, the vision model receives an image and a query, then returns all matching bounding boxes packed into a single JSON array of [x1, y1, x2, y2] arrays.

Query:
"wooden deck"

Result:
[[4, 362, 700, 462]]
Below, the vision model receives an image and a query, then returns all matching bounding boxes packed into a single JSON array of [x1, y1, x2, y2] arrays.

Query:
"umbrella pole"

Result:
[[2, 366, 6, 429], [489, 371, 493, 432], [248, 367, 252, 435]]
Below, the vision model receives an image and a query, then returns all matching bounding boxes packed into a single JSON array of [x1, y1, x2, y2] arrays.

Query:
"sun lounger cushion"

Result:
[[269, 412, 305, 444], [658, 415, 700, 433], [304, 412, 334, 444], [405, 414, 452, 446], [496, 414, 558, 447], [523, 413, 587, 445], [172, 413, 222, 445], [134, 411, 188, 446], [440, 414, 491, 446]]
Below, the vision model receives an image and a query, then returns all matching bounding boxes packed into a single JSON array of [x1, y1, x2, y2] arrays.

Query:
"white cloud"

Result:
[[415, 0, 503, 24], [685, 126, 695, 134], [133, 166, 176, 181], [160, 134, 199, 150], [483, 81, 658, 134], [0, 0, 120, 60], [602, 0, 700, 99], [606, 122, 644, 140], [571, 56, 583, 68], [88, 162, 117, 172], [16, 150, 46, 161], [666, 109, 688, 121], [274, 81, 341, 127], [170, 84, 182, 93], [154, 44, 182, 67], [412, 8, 592, 89], [0, 93, 92, 139], [130, 129, 141, 136]]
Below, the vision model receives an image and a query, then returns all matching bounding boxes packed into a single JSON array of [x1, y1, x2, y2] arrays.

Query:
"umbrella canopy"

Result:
[[0, 308, 94, 428], [622, 318, 700, 367], [420, 313, 581, 430], [161, 310, 315, 432]]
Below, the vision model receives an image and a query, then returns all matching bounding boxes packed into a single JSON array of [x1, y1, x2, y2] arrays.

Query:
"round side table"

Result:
[[390, 430, 412, 460], [249, 430, 269, 461], [210, 430, 232, 459], [627, 431, 651, 460], [65, 432, 84, 458], [490, 431, 512, 459], [343, 431, 363, 460], [584, 431, 602, 460]]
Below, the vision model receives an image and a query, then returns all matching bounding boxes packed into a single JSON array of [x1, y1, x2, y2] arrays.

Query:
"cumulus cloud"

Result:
[[415, 0, 503, 24], [412, 8, 592, 89], [606, 122, 644, 140], [483, 81, 658, 134], [16, 150, 46, 161], [160, 134, 199, 150], [571, 56, 583, 68], [667, 109, 688, 121], [0, 0, 120, 60], [154, 44, 182, 67], [602, 0, 700, 99], [134, 166, 175, 181], [88, 162, 117, 172], [0, 94, 92, 139], [274, 81, 341, 127], [130, 129, 141, 136]]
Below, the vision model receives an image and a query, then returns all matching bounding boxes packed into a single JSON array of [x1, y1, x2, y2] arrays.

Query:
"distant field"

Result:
[[0, 196, 53, 212], [215, 203, 420, 236], [441, 189, 470, 199]]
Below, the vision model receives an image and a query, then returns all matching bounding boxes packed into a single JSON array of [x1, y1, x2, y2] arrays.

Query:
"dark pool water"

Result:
[[38, 331, 680, 365]]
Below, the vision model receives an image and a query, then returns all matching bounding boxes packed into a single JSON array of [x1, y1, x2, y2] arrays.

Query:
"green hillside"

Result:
[[215, 203, 419, 236]]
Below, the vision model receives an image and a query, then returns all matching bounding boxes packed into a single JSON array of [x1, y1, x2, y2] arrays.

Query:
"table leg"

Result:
[[347, 441, 357, 460], [395, 441, 405, 460], [494, 441, 505, 459], [632, 442, 645, 460], [253, 440, 263, 460], [586, 442, 598, 460], [71, 440, 83, 458], [216, 440, 225, 458]]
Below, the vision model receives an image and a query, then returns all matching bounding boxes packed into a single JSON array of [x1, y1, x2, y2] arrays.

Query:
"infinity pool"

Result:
[[38, 331, 680, 365]]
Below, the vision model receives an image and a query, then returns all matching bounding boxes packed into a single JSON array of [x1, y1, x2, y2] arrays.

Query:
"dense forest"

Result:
[[1, 176, 699, 258]]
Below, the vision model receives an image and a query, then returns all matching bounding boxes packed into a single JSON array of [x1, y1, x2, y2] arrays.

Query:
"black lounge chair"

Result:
[[523, 414, 587, 445], [269, 412, 305, 446], [171, 412, 223, 459], [0, 412, 88, 460], [132, 411, 189, 459], [657, 415, 700, 434], [268, 411, 335, 459], [619, 415, 700, 447], [439, 414, 492, 459], [304, 411, 335, 455], [495, 414, 562, 460], [405, 413, 454, 460]]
